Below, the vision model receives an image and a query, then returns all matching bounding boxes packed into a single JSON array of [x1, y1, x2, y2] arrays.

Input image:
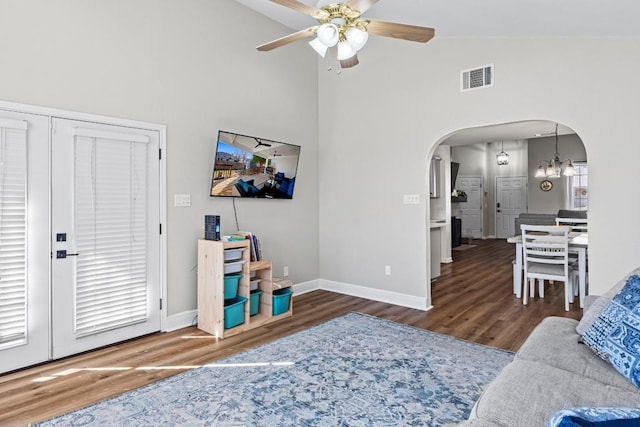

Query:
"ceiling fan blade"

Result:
[[257, 27, 317, 51], [365, 19, 435, 43], [344, 0, 379, 14], [340, 54, 359, 69], [268, 0, 329, 19]]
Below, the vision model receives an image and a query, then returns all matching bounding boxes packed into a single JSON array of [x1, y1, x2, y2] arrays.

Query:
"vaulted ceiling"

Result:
[[233, 0, 640, 145], [235, 0, 640, 37]]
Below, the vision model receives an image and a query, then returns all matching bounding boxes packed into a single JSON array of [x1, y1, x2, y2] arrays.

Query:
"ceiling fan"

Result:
[[254, 138, 272, 148], [257, 0, 435, 70]]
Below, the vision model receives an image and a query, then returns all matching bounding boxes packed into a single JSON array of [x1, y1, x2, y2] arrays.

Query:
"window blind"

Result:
[[73, 133, 149, 337], [0, 120, 28, 347]]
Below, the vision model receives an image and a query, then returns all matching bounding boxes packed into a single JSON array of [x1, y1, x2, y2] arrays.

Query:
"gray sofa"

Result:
[[459, 306, 640, 426], [513, 210, 587, 236]]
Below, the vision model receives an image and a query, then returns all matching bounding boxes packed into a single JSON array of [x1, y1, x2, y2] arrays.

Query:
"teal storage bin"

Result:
[[223, 296, 247, 329], [249, 289, 263, 316], [272, 288, 292, 315], [223, 273, 242, 300]]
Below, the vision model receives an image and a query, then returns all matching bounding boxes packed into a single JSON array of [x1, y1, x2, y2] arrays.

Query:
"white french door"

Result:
[[0, 108, 162, 373], [51, 118, 161, 358], [0, 111, 50, 372]]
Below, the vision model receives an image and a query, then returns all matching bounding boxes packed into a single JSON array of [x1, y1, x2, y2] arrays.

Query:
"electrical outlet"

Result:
[[174, 194, 191, 207], [283, 266, 289, 277], [385, 265, 391, 276]]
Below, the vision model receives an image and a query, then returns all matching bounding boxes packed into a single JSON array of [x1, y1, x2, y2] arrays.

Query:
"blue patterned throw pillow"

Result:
[[546, 407, 640, 427], [582, 275, 640, 360], [582, 274, 640, 387], [603, 275, 640, 387]]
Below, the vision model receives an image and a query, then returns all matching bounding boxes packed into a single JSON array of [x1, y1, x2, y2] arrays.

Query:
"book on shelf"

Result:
[[236, 231, 261, 262]]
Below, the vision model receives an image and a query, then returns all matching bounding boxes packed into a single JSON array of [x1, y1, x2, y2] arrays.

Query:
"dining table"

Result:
[[507, 231, 588, 308]]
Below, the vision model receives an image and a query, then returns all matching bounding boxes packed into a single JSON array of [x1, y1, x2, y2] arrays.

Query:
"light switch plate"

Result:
[[174, 194, 191, 207], [403, 194, 420, 205]]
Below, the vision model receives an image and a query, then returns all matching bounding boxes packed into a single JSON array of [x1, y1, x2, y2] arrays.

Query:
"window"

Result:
[[569, 162, 588, 210], [0, 120, 28, 348]]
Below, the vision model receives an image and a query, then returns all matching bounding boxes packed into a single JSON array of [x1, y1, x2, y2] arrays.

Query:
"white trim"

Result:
[[73, 127, 150, 143], [0, 99, 164, 132], [165, 310, 198, 332], [442, 257, 454, 263], [320, 279, 432, 311], [167, 278, 429, 333], [292, 279, 321, 296], [0, 118, 27, 130]]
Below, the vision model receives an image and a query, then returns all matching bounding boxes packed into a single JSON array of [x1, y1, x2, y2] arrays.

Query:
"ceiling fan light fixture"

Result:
[[336, 40, 356, 60], [309, 37, 328, 57], [345, 27, 368, 51], [317, 23, 339, 47]]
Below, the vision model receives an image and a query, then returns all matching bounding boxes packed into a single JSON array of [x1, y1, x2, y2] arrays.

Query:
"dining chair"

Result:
[[556, 217, 589, 296], [521, 224, 572, 311], [555, 217, 588, 233]]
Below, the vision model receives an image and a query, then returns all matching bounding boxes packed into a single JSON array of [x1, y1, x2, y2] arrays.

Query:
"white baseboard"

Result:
[[442, 257, 453, 263], [164, 277, 431, 332], [320, 279, 431, 311], [292, 279, 321, 296], [164, 309, 197, 332]]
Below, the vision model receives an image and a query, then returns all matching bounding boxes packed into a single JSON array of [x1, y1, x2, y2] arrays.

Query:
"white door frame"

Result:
[[0, 100, 167, 371]]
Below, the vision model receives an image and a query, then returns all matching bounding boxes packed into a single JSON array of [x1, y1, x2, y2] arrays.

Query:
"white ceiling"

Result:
[[235, 0, 640, 38], [443, 121, 574, 146], [233, 0, 640, 145]]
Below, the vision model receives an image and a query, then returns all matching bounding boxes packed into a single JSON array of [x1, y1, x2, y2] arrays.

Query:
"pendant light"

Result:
[[496, 141, 509, 165]]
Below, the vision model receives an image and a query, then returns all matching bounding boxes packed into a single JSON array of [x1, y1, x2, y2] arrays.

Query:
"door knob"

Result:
[[56, 250, 79, 259]]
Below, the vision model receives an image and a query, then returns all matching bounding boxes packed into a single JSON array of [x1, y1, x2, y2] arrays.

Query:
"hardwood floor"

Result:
[[0, 238, 582, 426]]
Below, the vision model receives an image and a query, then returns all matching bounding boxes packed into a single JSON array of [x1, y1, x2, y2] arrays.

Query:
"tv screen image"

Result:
[[210, 130, 301, 199]]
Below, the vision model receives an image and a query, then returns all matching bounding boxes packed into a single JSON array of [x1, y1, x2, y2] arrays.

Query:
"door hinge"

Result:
[[160, 298, 163, 310], [159, 148, 162, 160], [159, 223, 162, 234]]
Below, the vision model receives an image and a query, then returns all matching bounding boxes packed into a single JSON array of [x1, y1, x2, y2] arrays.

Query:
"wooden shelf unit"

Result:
[[197, 239, 292, 338]]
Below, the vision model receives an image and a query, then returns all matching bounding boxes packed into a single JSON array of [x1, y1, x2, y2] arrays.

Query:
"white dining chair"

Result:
[[521, 224, 572, 311], [555, 217, 588, 233], [556, 217, 589, 296]]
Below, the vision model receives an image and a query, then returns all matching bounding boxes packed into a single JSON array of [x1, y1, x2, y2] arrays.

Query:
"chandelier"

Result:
[[496, 141, 509, 165], [535, 124, 576, 178]]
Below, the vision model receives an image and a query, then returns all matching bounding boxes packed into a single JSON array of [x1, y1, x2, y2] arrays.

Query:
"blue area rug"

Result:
[[35, 312, 513, 426]]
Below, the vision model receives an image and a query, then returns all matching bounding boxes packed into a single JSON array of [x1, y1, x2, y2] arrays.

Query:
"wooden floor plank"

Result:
[[0, 238, 582, 426]]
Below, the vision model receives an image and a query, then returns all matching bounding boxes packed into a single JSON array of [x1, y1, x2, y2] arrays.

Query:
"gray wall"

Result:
[[527, 134, 587, 213], [318, 37, 640, 299], [451, 140, 529, 237], [0, 0, 320, 316]]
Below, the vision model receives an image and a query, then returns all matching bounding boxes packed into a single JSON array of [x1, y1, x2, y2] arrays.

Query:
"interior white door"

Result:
[[0, 111, 50, 373], [456, 176, 483, 239], [496, 176, 527, 238], [50, 118, 161, 358]]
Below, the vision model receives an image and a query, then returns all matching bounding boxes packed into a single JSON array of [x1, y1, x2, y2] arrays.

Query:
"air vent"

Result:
[[461, 64, 494, 92]]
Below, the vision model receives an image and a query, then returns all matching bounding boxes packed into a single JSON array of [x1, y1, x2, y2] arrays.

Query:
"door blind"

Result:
[[74, 133, 149, 337], [0, 120, 28, 347]]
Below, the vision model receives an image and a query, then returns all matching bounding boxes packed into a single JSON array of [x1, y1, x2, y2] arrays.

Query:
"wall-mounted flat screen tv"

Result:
[[210, 130, 301, 199]]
